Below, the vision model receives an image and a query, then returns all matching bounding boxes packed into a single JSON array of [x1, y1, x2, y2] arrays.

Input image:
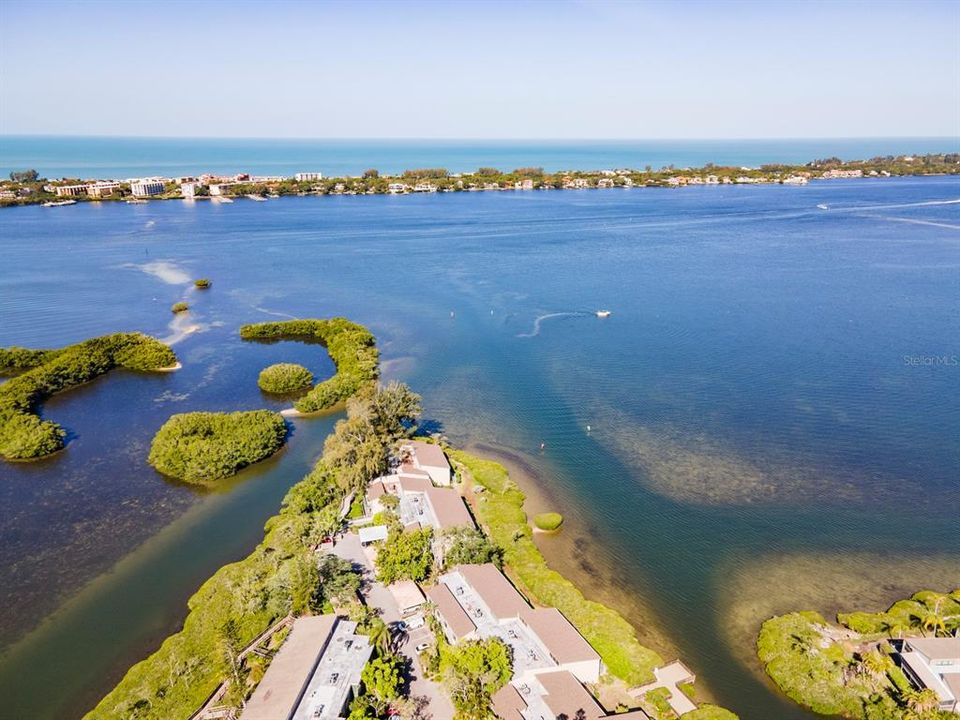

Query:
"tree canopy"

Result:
[[440, 638, 513, 720], [375, 527, 433, 585]]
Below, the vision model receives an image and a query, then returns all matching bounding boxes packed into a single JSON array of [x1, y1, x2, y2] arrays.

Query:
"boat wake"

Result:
[[823, 198, 960, 213], [517, 311, 595, 338]]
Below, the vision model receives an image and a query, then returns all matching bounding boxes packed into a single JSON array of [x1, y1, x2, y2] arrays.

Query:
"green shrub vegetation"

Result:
[[84, 380, 422, 720], [439, 526, 503, 570], [682, 707, 740, 720], [257, 363, 314, 394], [239, 319, 378, 413], [757, 589, 960, 719], [533, 512, 563, 531], [148, 411, 287, 484], [171, 302, 189, 313], [448, 449, 663, 686], [0, 333, 177, 460], [194, 278, 211, 289], [0, 346, 63, 375]]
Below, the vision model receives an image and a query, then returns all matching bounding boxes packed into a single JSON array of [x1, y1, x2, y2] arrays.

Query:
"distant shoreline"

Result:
[[2, 152, 958, 208]]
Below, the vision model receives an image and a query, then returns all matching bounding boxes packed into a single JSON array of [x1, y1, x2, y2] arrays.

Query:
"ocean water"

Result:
[[1, 135, 958, 179], [0, 177, 959, 719]]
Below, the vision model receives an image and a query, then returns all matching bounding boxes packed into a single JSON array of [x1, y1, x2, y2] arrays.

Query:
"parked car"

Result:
[[406, 614, 426, 630], [415, 642, 431, 653]]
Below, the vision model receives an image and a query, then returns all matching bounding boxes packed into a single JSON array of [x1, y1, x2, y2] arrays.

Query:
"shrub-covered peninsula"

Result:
[[239, 318, 378, 413], [758, 589, 960, 719], [0, 333, 177, 460], [84, 382, 420, 719], [148, 410, 288, 484]]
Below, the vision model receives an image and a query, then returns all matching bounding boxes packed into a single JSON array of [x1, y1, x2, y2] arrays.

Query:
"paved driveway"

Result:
[[332, 534, 454, 720]]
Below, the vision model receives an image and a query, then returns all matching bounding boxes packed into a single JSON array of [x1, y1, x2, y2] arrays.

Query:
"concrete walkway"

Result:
[[332, 533, 454, 720], [634, 661, 697, 716]]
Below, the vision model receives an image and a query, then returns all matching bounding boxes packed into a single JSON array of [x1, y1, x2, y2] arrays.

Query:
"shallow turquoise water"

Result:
[[0, 177, 958, 718], [1, 135, 958, 178]]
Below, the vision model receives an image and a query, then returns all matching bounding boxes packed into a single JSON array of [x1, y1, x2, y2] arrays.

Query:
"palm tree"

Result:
[[860, 649, 891, 681], [882, 616, 911, 640], [905, 687, 940, 714], [920, 611, 947, 637], [366, 617, 391, 653]]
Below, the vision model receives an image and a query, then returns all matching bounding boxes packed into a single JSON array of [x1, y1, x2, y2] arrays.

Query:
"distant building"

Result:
[[413, 182, 437, 193], [295, 172, 323, 181], [87, 181, 121, 198], [55, 184, 88, 197], [898, 637, 960, 713], [241, 615, 372, 720], [181, 182, 197, 198], [131, 179, 165, 197], [209, 182, 238, 196]]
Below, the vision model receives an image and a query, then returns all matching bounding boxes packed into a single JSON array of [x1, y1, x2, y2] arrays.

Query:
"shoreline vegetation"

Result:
[[758, 590, 960, 719], [75, 316, 737, 719], [82, 327, 403, 719], [0, 333, 177, 460], [449, 448, 664, 686], [2, 153, 958, 207], [239, 319, 379, 414], [148, 410, 288, 484]]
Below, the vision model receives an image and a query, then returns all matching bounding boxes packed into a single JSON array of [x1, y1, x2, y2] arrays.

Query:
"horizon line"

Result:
[[2, 133, 958, 143]]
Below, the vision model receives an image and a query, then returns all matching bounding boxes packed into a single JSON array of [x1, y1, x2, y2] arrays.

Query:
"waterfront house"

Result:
[[427, 563, 602, 682], [364, 470, 473, 532], [181, 182, 197, 198], [400, 440, 452, 486], [898, 637, 960, 713], [387, 183, 409, 194], [241, 615, 372, 720]]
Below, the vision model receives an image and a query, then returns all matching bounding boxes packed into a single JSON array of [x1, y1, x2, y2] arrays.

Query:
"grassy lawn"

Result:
[[449, 449, 662, 686]]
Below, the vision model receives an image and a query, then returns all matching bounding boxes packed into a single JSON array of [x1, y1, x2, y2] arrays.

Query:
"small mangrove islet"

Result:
[[171, 301, 189, 313], [0, 333, 177, 460], [257, 362, 313, 394], [533, 511, 564, 531], [148, 410, 288, 484], [239, 318, 379, 413], [193, 278, 211, 289]]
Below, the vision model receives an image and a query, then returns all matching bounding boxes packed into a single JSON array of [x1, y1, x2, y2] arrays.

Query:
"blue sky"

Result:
[[1, 0, 958, 139]]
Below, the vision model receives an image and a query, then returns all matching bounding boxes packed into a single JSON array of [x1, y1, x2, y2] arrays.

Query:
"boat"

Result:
[[211, 196, 233, 204], [246, 194, 267, 202], [817, 204, 829, 210], [596, 310, 611, 318], [41, 199, 77, 207], [126, 199, 148, 204]]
